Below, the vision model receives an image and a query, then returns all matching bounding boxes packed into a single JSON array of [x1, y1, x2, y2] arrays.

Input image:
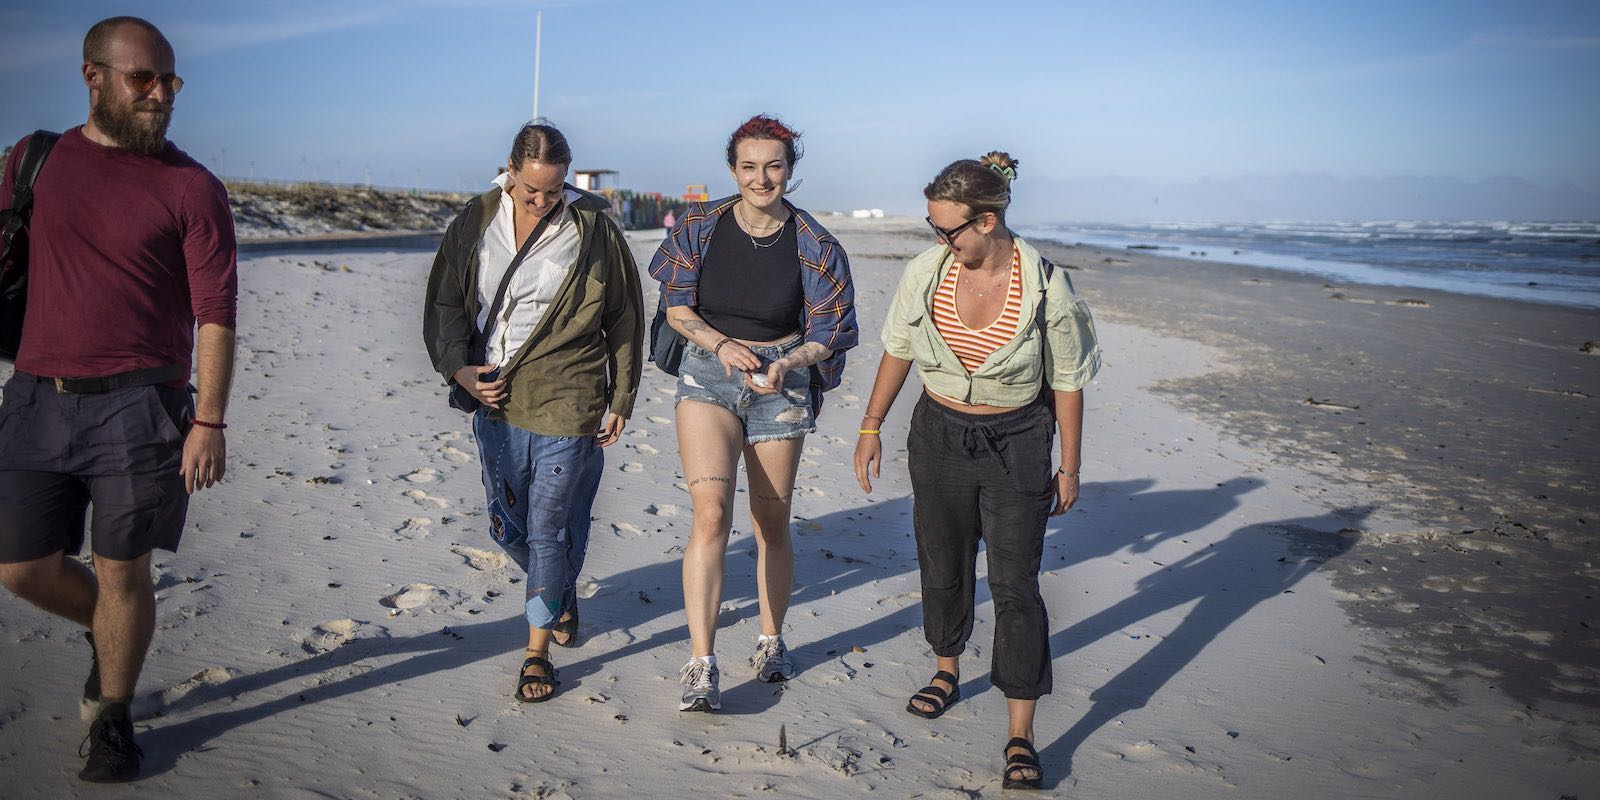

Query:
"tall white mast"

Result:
[[532, 10, 543, 119]]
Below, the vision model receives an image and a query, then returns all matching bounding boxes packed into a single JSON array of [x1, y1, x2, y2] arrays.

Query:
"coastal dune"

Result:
[[0, 218, 1594, 797]]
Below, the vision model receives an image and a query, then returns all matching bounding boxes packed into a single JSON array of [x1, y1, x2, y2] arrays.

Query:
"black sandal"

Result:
[[905, 670, 961, 719], [551, 607, 581, 649], [515, 653, 559, 703], [1003, 737, 1043, 790]]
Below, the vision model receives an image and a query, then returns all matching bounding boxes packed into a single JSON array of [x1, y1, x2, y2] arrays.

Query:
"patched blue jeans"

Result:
[[471, 409, 603, 628]]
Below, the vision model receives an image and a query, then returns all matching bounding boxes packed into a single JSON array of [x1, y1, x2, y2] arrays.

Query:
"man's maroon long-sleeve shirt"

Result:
[[2, 126, 237, 379]]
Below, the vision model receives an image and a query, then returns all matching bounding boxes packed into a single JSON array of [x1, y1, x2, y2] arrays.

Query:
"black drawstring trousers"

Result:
[[907, 393, 1055, 700]]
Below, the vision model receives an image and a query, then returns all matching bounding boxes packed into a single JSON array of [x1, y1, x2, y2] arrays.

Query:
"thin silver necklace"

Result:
[[736, 203, 786, 249]]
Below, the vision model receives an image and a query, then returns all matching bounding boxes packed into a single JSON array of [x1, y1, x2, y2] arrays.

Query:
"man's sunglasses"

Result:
[[95, 63, 183, 95], [926, 214, 981, 244]]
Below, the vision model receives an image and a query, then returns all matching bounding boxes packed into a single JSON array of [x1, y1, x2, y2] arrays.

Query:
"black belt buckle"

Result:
[[52, 376, 102, 394], [48, 365, 184, 394]]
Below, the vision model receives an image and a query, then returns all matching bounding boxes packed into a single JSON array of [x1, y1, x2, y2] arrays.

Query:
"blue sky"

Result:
[[2, 0, 1596, 216]]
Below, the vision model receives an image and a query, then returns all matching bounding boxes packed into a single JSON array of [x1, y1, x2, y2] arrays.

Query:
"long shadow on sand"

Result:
[[779, 477, 1366, 791], [138, 493, 925, 774], [788, 477, 1267, 707], [1036, 504, 1368, 789], [138, 475, 1354, 785]]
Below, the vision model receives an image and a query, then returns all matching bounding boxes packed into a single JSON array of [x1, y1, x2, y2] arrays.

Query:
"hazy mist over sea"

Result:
[[1009, 173, 1600, 224]]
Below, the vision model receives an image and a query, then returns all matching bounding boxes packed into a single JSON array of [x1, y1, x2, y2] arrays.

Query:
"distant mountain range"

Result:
[[1012, 173, 1600, 222]]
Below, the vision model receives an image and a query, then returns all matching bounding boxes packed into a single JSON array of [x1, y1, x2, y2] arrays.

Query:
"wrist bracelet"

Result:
[[862, 413, 886, 422], [193, 419, 227, 430], [713, 337, 736, 356], [1057, 468, 1078, 477], [858, 429, 881, 435]]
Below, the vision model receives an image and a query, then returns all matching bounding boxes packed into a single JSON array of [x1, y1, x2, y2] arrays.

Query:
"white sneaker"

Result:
[[750, 636, 795, 683], [679, 658, 721, 712]]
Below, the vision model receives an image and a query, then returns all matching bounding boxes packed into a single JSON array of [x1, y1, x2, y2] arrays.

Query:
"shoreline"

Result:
[[1014, 221, 1600, 311]]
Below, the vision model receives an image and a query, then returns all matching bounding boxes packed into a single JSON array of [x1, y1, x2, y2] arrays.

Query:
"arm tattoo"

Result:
[[775, 342, 831, 372], [688, 476, 732, 488]]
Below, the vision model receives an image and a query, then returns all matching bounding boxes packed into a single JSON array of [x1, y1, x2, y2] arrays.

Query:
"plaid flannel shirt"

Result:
[[647, 195, 858, 414]]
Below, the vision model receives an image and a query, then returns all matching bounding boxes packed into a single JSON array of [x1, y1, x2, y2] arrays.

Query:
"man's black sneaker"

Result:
[[78, 703, 141, 783], [80, 631, 102, 723]]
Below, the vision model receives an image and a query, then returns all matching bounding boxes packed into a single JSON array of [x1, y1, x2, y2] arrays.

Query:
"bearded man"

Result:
[[0, 16, 236, 783]]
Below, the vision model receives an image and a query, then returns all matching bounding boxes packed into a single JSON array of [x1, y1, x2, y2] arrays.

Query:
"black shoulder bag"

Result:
[[0, 131, 62, 362], [448, 203, 561, 413]]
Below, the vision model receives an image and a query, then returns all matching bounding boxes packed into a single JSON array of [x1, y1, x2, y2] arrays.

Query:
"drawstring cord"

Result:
[[959, 421, 1011, 474]]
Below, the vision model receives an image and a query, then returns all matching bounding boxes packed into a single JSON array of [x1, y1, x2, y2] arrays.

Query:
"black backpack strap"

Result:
[[8, 130, 61, 212], [1035, 257, 1056, 333]]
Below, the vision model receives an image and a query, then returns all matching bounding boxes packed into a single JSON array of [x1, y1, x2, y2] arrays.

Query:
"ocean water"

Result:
[[1016, 220, 1600, 309]]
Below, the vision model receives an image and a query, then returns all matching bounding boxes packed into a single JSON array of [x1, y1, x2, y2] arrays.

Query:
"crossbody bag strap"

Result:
[[481, 199, 562, 332]]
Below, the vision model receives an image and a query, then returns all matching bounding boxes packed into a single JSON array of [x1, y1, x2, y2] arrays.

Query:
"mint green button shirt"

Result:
[[880, 237, 1101, 406]]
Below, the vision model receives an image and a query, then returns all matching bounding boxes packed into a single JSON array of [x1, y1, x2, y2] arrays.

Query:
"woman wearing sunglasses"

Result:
[[852, 152, 1100, 789], [647, 115, 857, 712]]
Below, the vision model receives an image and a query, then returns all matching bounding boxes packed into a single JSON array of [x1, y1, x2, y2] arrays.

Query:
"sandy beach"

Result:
[[0, 216, 1595, 798]]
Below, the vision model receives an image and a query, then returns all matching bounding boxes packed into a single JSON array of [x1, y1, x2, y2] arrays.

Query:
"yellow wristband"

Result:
[[858, 429, 881, 435]]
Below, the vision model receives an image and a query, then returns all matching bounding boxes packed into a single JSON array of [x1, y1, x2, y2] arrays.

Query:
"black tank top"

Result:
[[696, 210, 803, 340]]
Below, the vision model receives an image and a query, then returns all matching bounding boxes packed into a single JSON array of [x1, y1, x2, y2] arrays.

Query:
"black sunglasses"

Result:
[[925, 214, 981, 244], [95, 62, 183, 95]]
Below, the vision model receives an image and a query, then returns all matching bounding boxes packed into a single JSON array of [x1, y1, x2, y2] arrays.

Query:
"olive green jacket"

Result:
[[423, 184, 643, 436]]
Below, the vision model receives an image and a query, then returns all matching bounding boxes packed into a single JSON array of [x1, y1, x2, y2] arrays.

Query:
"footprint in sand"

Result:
[[440, 445, 473, 463], [628, 429, 654, 439], [1421, 576, 1455, 593], [646, 503, 680, 517], [575, 578, 602, 599], [450, 546, 509, 572], [647, 415, 671, 425], [619, 462, 644, 473], [403, 489, 449, 509], [301, 618, 390, 654], [435, 431, 463, 442], [611, 522, 643, 537], [395, 517, 431, 538], [141, 667, 238, 716], [633, 443, 660, 455], [403, 467, 438, 483], [379, 583, 465, 613], [875, 590, 922, 608]]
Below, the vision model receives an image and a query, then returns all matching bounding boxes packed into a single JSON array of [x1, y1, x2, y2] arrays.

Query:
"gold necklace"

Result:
[[961, 266, 1009, 299]]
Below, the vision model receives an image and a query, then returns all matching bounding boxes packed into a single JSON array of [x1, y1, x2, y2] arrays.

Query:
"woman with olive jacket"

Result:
[[853, 152, 1100, 790]]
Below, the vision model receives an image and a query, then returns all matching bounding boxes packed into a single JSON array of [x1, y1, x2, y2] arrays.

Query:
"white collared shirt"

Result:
[[476, 173, 583, 367]]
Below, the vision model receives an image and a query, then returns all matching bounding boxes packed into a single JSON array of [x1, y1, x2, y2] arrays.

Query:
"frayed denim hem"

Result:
[[746, 427, 814, 445]]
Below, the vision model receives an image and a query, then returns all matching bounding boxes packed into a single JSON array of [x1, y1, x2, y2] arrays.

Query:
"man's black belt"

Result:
[[46, 364, 188, 394]]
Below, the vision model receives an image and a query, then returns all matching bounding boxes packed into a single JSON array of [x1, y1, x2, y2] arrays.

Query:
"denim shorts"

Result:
[[676, 334, 815, 444]]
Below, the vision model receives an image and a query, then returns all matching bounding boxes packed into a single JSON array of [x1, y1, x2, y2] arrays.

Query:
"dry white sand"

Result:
[[0, 222, 1594, 798]]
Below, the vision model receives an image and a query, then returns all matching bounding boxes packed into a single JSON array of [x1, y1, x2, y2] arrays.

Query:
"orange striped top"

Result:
[[932, 246, 1024, 374]]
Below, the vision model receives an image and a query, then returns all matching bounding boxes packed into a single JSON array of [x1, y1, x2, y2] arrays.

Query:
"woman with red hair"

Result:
[[648, 115, 857, 712]]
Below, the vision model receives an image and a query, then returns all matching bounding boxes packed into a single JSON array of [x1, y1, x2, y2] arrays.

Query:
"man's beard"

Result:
[[91, 96, 172, 155]]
